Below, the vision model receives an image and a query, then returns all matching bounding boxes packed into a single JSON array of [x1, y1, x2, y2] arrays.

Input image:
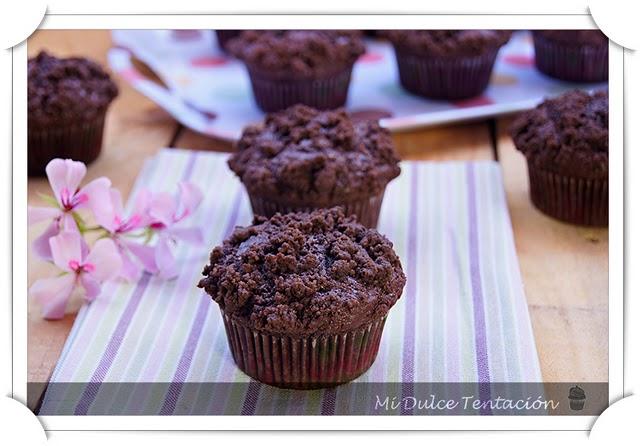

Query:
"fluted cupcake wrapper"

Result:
[[221, 310, 388, 389], [527, 163, 608, 227], [392, 47, 499, 100], [246, 66, 354, 112], [247, 190, 386, 228], [533, 33, 608, 83], [569, 399, 586, 411], [28, 113, 107, 176]]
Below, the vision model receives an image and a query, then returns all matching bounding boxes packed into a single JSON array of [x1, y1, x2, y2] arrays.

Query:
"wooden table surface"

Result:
[[26, 31, 608, 405]]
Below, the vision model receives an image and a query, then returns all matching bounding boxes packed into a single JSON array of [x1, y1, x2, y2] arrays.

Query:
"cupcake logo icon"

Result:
[[568, 385, 586, 411]]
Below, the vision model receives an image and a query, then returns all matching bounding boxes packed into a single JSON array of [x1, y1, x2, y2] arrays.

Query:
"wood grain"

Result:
[[497, 117, 608, 382]]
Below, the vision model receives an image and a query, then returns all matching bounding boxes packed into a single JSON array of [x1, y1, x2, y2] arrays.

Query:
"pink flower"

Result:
[[28, 159, 112, 260], [147, 182, 204, 279], [92, 188, 158, 281], [29, 232, 122, 320]]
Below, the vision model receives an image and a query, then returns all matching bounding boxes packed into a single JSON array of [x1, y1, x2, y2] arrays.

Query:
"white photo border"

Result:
[[12, 13, 623, 431]]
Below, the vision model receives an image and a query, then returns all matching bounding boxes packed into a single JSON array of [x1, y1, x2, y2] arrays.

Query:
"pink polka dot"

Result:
[[190, 56, 228, 67], [119, 68, 144, 82], [452, 96, 494, 108], [503, 54, 534, 66], [172, 30, 201, 41], [349, 108, 393, 122], [358, 52, 384, 63]]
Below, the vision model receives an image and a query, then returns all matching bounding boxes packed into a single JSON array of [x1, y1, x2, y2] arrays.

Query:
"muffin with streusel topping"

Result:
[[532, 30, 608, 83], [383, 30, 512, 100], [227, 30, 365, 111], [228, 104, 401, 228], [28, 51, 118, 175], [510, 89, 608, 226], [198, 207, 406, 389]]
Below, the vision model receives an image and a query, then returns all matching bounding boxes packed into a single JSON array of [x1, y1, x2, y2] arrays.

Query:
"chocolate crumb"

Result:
[[228, 104, 401, 204], [198, 207, 406, 335]]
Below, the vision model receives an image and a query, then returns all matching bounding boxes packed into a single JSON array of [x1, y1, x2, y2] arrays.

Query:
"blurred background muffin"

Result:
[[510, 89, 608, 226], [227, 30, 365, 111], [228, 104, 401, 228], [28, 51, 118, 176], [384, 30, 512, 100], [532, 30, 608, 83], [214, 30, 241, 53]]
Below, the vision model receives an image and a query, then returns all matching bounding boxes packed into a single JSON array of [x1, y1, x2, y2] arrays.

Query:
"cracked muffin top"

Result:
[[382, 30, 512, 56], [227, 30, 365, 77], [28, 51, 118, 126], [510, 89, 608, 179], [198, 207, 406, 336], [228, 104, 401, 205]]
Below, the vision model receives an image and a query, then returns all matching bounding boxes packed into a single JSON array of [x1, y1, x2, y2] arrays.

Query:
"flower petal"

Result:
[[80, 275, 102, 301], [78, 177, 112, 211], [154, 236, 178, 279], [117, 246, 144, 282], [49, 231, 83, 272], [167, 226, 203, 244], [29, 274, 76, 320], [46, 159, 86, 204], [32, 221, 60, 261], [124, 240, 159, 274], [60, 213, 79, 233], [176, 182, 203, 221], [134, 189, 153, 215], [149, 192, 177, 226], [28, 206, 61, 225], [85, 238, 123, 282], [92, 188, 122, 232]]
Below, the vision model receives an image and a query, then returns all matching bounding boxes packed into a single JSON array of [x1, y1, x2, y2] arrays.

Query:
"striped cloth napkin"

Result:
[[38, 148, 541, 415]]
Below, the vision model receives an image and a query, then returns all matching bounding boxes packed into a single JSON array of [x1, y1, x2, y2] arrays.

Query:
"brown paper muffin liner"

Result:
[[28, 113, 107, 176], [570, 399, 586, 411], [533, 33, 608, 83], [392, 47, 500, 100], [221, 311, 388, 389], [247, 190, 386, 228], [527, 162, 608, 227], [246, 65, 354, 112]]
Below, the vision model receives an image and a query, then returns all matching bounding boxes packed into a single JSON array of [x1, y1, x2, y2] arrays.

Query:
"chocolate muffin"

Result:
[[227, 30, 365, 111], [510, 90, 608, 226], [214, 30, 241, 53], [383, 30, 512, 100], [569, 385, 586, 410], [532, 30, 608, 83], [198, 207, 406, 388], [28, 51, 118, 176], [228, 104, 401, 228]]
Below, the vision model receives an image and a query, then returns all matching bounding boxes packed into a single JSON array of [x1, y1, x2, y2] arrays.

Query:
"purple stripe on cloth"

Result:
[[75, 152, 198, 415], [320, 388, 337, 415], [156, 157, 236, 414], [223, 188, 243, 238], [466, 163, 492, 415], [401, 164, 419, 415], [446, 230, 461, 380], [74, 273, 152, 415], [159, 295, 211, 414], [240, 381, 261, 415], [181, 150, 198, 180]]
